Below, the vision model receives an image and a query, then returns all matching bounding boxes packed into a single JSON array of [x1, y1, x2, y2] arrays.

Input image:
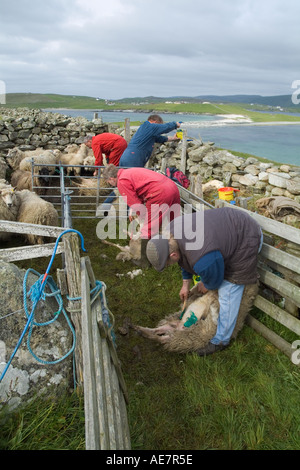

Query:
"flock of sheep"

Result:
[[0, 143, 97, 245]]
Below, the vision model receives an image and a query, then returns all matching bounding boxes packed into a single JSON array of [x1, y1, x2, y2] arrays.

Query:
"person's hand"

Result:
[[128, 208, 134, 222], [128, 208, 139, 223], [197, 281, 208, 295], [93, 170, 97, 176], [179, 280, 191, 302], [168, 135, 180, 141]]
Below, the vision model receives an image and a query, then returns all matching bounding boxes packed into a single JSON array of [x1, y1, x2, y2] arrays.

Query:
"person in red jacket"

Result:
[[102, 164, 181, 239], [84, 133, 128, 175]]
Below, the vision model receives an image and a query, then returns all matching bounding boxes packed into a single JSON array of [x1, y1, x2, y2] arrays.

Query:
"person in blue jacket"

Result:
[[99, 115, 181, 213], [119, 114, 181, 167]]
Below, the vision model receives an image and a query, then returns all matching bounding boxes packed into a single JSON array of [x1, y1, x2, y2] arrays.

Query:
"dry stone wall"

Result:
[[1, 108, 299, 201], [150, 138, 300, 202], [0, 107, 108, 155]]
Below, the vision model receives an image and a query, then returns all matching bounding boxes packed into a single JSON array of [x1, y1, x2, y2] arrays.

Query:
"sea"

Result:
[[43, 109, 300, 167]]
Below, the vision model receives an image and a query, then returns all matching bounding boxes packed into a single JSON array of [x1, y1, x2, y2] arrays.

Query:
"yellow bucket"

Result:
[[176, 129, 183, 140], [218, 187, 239, 201]]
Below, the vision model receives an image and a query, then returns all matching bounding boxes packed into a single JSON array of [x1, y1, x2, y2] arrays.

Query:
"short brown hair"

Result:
[[168, 235, 179, 254], [148, 114, 163, 123], [102, 164, 118, 180], [83, 135, 94, 144]]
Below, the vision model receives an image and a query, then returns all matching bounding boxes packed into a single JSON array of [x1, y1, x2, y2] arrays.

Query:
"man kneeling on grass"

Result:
[[146, 207, 263, 356]]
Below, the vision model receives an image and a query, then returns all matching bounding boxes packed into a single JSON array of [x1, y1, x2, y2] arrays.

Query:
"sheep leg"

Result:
[[101, 239, 129, 253], [133, 322, 179, 343]]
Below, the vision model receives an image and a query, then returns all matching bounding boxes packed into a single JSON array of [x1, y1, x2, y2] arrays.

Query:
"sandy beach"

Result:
[[181, 114, 300, 127]]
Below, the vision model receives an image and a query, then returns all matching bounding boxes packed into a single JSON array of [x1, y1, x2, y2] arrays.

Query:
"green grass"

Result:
[[2, 93, 300, 124], [1, 93, 107, 110], [1, 217, 300, 450], [0, 392, 85, 450]]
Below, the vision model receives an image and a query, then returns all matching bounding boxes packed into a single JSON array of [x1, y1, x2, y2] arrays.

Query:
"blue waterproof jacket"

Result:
[[119, 120, 178, 167]]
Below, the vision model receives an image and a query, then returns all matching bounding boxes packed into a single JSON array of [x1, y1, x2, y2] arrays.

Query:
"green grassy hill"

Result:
[[1, 93, 106, 109], [2, 93, 300, 123]]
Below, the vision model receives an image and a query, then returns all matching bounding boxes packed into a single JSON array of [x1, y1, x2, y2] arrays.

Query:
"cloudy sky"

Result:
[[0, 0, 299, 100]]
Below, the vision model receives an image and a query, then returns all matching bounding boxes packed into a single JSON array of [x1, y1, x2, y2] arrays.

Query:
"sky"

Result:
[[0, 0, 300, 100]]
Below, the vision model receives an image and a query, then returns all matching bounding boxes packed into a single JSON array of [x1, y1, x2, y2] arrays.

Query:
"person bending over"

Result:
[[146, 208, 263, 356]]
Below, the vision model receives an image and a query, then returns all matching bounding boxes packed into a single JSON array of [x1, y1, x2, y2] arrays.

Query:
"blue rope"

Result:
[[67, 280, 116, 344], [0, 229, 86, 383], [24, 269, 76, 365]]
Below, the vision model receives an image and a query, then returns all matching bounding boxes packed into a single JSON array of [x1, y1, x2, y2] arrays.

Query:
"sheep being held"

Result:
[[133, 283, 258, 353], [59, 143, 89, 176], [83, 155, 96, 174]]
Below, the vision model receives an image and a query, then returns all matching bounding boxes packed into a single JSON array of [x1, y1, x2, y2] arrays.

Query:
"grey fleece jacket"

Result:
[[168, 207, 261, 285]]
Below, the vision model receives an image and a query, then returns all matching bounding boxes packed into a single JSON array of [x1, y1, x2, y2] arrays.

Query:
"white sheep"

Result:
[[101, 237, 142, 262], [6, 147, 60, 172], [19, 150, 59, 174], [5, 147, 27, 171], [202, 179, 224, 193], [64, 144, 79, 154], [71, 176, 112, 196], [133, 283, 259, 353], [16, 190, 59, 245], [59, 143, 89, 176], [0, 180, 19, 241], [83, 155, 96, 173], [11, 167, 51, 194]]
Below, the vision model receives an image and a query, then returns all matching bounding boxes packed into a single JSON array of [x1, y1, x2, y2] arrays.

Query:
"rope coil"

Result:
[[0, 229, 115, 384], [0, 228, 116, 386], [23, 268, 76, 366]]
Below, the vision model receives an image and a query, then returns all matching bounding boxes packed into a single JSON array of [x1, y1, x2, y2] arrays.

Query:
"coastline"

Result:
[[1, 106, 299, 168], [183, 114, 300, 127], [42, 108, 300, 127]]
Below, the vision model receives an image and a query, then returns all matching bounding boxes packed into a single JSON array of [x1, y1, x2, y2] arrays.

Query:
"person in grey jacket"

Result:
[[146, 207, 263, 356]]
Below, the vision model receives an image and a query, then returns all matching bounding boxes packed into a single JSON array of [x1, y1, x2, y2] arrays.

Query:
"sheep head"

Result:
[[38, 167, 50, 186], [0, 184, 17, 208]]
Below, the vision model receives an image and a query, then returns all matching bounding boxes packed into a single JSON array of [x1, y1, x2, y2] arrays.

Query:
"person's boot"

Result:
[[196, 342, 228, 357]]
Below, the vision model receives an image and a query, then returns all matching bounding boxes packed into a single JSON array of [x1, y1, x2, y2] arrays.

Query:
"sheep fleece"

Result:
[[141, 283, 258, 353], [16, 190, 59, 244]]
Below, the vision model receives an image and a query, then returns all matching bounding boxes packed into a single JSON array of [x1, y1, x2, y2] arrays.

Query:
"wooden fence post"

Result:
[[124, 118, 131, 143], [180, 129, 187, 173], [193, 174, 203, 199], [63, 232, 84, 387]]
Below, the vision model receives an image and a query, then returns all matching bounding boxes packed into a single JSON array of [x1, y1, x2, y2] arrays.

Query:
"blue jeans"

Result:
[[103, 191, 116, 205], [101, 191, 129, 216], [210, 281, 245, 345], [210, 229, 263, 345]]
